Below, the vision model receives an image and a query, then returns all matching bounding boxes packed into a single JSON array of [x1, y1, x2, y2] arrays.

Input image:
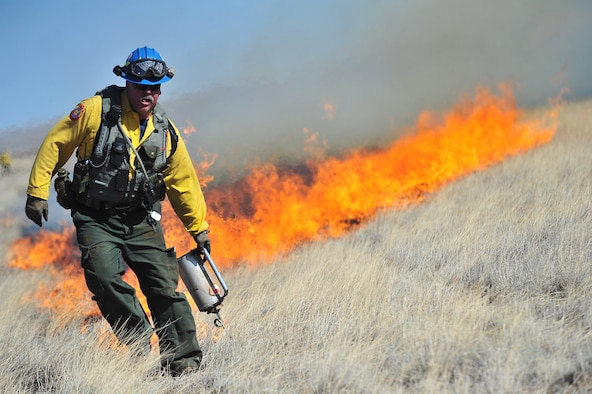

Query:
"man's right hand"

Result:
[[25, 195, 48, 227]]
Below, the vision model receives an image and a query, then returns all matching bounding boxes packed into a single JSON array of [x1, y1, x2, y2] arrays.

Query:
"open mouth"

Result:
[[141, 96, 154, 105]]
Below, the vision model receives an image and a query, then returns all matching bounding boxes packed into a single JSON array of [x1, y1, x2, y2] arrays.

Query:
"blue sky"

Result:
[[2, 1, 592, 172], [3, 1, 370, 127]]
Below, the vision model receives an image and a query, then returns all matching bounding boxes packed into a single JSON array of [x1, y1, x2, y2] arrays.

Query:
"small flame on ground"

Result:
[[182, 121, 197, 136]]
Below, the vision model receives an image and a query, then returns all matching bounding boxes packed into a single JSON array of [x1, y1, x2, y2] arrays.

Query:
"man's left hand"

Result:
[[194, 230, 211, 254]]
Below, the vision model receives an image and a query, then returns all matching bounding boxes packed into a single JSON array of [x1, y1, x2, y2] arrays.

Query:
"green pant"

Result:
[[72, 202, 202, 373]]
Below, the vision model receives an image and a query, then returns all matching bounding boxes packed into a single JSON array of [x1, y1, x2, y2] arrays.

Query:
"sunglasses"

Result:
[[133, 83, 161, 92], [128, 59, 167, 79]]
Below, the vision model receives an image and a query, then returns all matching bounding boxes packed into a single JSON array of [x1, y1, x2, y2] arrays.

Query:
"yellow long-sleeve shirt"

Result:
[[27, 88, 209, 236]]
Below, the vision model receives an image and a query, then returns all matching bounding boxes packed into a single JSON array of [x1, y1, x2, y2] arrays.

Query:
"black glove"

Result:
[[25, 195, 48, 227], [194, 230, 211, 254]]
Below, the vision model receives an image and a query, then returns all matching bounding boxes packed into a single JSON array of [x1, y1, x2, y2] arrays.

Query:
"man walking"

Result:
[[25, 46, 210, 376]]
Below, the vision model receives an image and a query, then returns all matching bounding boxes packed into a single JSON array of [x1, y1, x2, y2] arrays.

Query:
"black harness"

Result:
[[70, 85, 178, 211]]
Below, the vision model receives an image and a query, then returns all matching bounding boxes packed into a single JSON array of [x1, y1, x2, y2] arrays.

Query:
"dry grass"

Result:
[[2, 99, 592, 393]]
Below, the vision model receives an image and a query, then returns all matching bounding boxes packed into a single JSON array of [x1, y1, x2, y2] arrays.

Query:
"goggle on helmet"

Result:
[[113, 46, 175, 85]]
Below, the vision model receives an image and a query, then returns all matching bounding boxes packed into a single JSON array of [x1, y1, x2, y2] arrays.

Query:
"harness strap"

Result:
[[94, 85, 179, 158]]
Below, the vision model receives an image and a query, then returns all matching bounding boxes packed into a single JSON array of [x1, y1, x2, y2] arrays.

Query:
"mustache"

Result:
[[141, 95, 154, 103]]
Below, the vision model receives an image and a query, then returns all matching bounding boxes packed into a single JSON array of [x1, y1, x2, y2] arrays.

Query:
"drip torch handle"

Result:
[[201, 248, 229, 298]]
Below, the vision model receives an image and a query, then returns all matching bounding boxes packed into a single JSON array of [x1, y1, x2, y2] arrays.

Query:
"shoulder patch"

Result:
[[69, 104, 85, 121]]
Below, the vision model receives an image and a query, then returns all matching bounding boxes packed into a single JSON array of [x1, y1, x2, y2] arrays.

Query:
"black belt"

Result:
[[110, 202, 143, 212], [76, 195, 144, 213]]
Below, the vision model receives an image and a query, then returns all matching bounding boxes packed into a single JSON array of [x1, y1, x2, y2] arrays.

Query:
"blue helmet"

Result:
[[113, 46, 174, 85]]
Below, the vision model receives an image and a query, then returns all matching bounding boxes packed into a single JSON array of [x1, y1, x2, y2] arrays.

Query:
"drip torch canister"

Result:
[[178, 248, 228, 328]]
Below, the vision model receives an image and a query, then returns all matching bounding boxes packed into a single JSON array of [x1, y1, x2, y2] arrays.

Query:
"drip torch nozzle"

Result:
[[214, 312, 225, 328]]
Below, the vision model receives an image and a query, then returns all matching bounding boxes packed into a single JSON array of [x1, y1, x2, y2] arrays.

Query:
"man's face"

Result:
[[126, 81, 161, 119]]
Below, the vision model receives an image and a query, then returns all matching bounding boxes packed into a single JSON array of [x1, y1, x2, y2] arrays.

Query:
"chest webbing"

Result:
[[80, 85, 177, 206]]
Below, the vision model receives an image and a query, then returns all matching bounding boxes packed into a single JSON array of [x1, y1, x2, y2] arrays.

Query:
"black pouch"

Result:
[[110, 138, 126, 167], [139, 145, 159, 170], [143, 173, 165, 207], [54, 168, 74, 209], [150, 173, 165, 201], [115, 169, 128, 192], [72, 160, 90, 194]]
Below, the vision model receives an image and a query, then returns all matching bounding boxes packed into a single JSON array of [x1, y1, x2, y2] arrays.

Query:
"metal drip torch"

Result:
[[177, 247, 229, 328]]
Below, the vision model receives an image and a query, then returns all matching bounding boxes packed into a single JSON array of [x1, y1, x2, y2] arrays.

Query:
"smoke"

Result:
[[161, 1, 591, 179], [2, 1, 590, 181]]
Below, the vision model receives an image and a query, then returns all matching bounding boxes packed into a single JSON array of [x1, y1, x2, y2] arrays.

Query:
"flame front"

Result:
[[172, 85, 557, 264], [7, 85, 557, 320]]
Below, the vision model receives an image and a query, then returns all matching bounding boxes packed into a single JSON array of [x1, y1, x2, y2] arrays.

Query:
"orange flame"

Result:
[[302, 127, 328, 158], [7, 84, 557, 321], [190, 84, 556, 264], [182, 121, 197, 136]]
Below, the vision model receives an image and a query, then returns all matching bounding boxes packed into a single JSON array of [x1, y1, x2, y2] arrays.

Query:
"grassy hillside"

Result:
[[1, 99, 591, 393]]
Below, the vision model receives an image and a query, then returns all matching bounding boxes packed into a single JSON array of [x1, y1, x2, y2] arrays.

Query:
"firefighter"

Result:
[[25, 47, 210, 376], [0, 150, 11, 174]]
